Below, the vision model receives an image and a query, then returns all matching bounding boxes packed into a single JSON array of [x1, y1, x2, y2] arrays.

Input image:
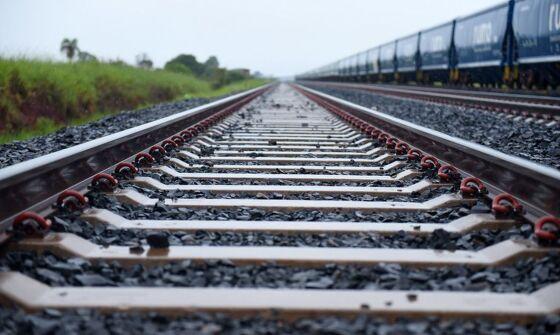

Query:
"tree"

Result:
[[164, 62, 194, 76], [203, 56, 220, 78], [164, 54, 204, 76], [60, 38, 79, 62], [204, 56, 219, 69], [136, 53, 153, 69]]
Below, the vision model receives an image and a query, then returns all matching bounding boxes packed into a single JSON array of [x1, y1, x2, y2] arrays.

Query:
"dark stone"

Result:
[[146, 232, 170, 249]]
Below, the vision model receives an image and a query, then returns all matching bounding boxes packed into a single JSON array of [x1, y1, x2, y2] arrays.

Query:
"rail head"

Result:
[[0, 84, 272, 234], [295, 84, 560, 219]]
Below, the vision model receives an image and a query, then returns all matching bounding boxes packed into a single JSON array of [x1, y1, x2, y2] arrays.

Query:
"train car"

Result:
[[452, 1, 512, 86], [418, 21, 456, 84], [513, 0, 560, 88], [300, 0, 560, 92], [337, 57, 349, 80], [328, 61, 340, 81], [395, 33, 420, 83], [379, 41, 397, 82], [366, 47, 380, 82], [347, 54, 360, 81], [343, 56, 356, 81], [356, 51, 369, 81]]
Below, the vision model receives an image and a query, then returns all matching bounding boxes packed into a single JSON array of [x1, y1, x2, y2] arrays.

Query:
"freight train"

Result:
[[297, 0, 560, 89]]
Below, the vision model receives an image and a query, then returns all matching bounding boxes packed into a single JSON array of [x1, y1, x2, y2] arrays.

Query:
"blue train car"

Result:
[[366, 47, 380, 82], [356, 51, 369, 81], [338, 57, 352, 80], [419, 21, 455, 83], [395, 33, 420, 83], [337, 58, 346, 79], [348, 54, 360, 81], [299, 0, 560, 90], [452, 1, 512, 85], [513, 0, 560, 88], [379, 41, 397, 82]]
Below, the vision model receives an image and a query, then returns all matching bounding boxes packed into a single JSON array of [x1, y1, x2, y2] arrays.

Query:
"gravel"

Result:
[[125, 181, 457, 202], [141, 171, 424, 187], [1, 308, 559, 335], [181, 159, 389, 167], [3, 84, 557, 331], [50, 210, 527, 250], [304, 83, 560, 170], [85, 190, 478, 223], [2, 250, 559, 293], [0, 97, 216, 169], [175, 166, 408, 176]]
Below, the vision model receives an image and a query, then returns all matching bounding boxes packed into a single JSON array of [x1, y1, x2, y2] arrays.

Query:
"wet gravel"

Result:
[[304, 83, 560, 169], [181, 159, 388, 167], [87, 191, 477, 223], [2, 308, 559, 335], [143, 171, 423, 187], [50, 210, 527, 250], [3, 84, 558, 330], [0, 97, 216, 168], [125, 180, 456, 202], [175, 166, 405, 175], [2, 250, 558, 293]]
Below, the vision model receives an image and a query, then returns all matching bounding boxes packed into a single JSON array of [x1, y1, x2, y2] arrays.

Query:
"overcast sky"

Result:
[[0, 0, 504, 77]]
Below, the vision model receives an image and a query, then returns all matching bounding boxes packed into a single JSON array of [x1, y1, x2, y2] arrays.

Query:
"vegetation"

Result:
[[0, 58, 268, 143], [0, 38, 269, 143], [164, 54, 252, 89]]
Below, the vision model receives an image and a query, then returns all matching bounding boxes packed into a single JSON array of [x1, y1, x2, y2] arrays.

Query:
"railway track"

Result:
[[302, 81, 560, 121], [0, 83, 559, 332]]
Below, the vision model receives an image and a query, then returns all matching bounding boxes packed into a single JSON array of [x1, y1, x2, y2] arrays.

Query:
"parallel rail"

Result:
[[295, 84, 560, 219], [0, 83, 558, 322], [301, 81, 560, 119], [0, 85, 269, 241]]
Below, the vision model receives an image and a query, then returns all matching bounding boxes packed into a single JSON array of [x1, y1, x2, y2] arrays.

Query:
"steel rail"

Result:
[[1, 83, 558, 322], [295, 84, 560, 219], [0, 84, 271, 237], [301, 81, 560, 118], [372, 83, 560, 105]]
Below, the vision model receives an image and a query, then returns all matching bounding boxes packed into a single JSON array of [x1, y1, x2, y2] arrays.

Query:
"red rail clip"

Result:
[[12, 212, 52, 236], [460, 177, 486, 196], [407, 149, 423, 161], [135, 152, 155, 167], [437, 165, 460, 182], [420, 156, 441, 170], [56, 190, 88, 211], [115, 162, 138, 178], [492, 193, 523, 217], [149, 145, 167, 159], [535, 217, 559, 241], [91, 173, 119, 192]]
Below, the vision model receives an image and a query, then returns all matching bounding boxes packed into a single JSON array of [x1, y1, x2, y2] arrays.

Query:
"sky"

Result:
[[0, 0, 505, 77]]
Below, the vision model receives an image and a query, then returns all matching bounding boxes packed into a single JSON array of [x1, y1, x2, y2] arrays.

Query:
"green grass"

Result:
[[0, 58, 269, 144]]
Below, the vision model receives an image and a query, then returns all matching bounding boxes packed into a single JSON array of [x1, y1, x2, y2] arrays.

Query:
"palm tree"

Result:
[[60, 38, 79, 62]]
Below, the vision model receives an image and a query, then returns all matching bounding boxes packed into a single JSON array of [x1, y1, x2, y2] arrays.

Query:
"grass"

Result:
[[0, 58, 269, 144]]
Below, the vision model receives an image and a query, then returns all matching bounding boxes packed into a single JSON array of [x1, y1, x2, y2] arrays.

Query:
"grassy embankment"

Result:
[[0, 59, 268, 144]]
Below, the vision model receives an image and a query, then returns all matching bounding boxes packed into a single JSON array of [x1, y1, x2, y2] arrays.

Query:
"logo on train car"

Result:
[[551, 3, 560, 31], [473, 22, 495, 45]]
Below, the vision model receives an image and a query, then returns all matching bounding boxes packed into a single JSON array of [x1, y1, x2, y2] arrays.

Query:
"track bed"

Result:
[[0, 84, 558, 333]]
